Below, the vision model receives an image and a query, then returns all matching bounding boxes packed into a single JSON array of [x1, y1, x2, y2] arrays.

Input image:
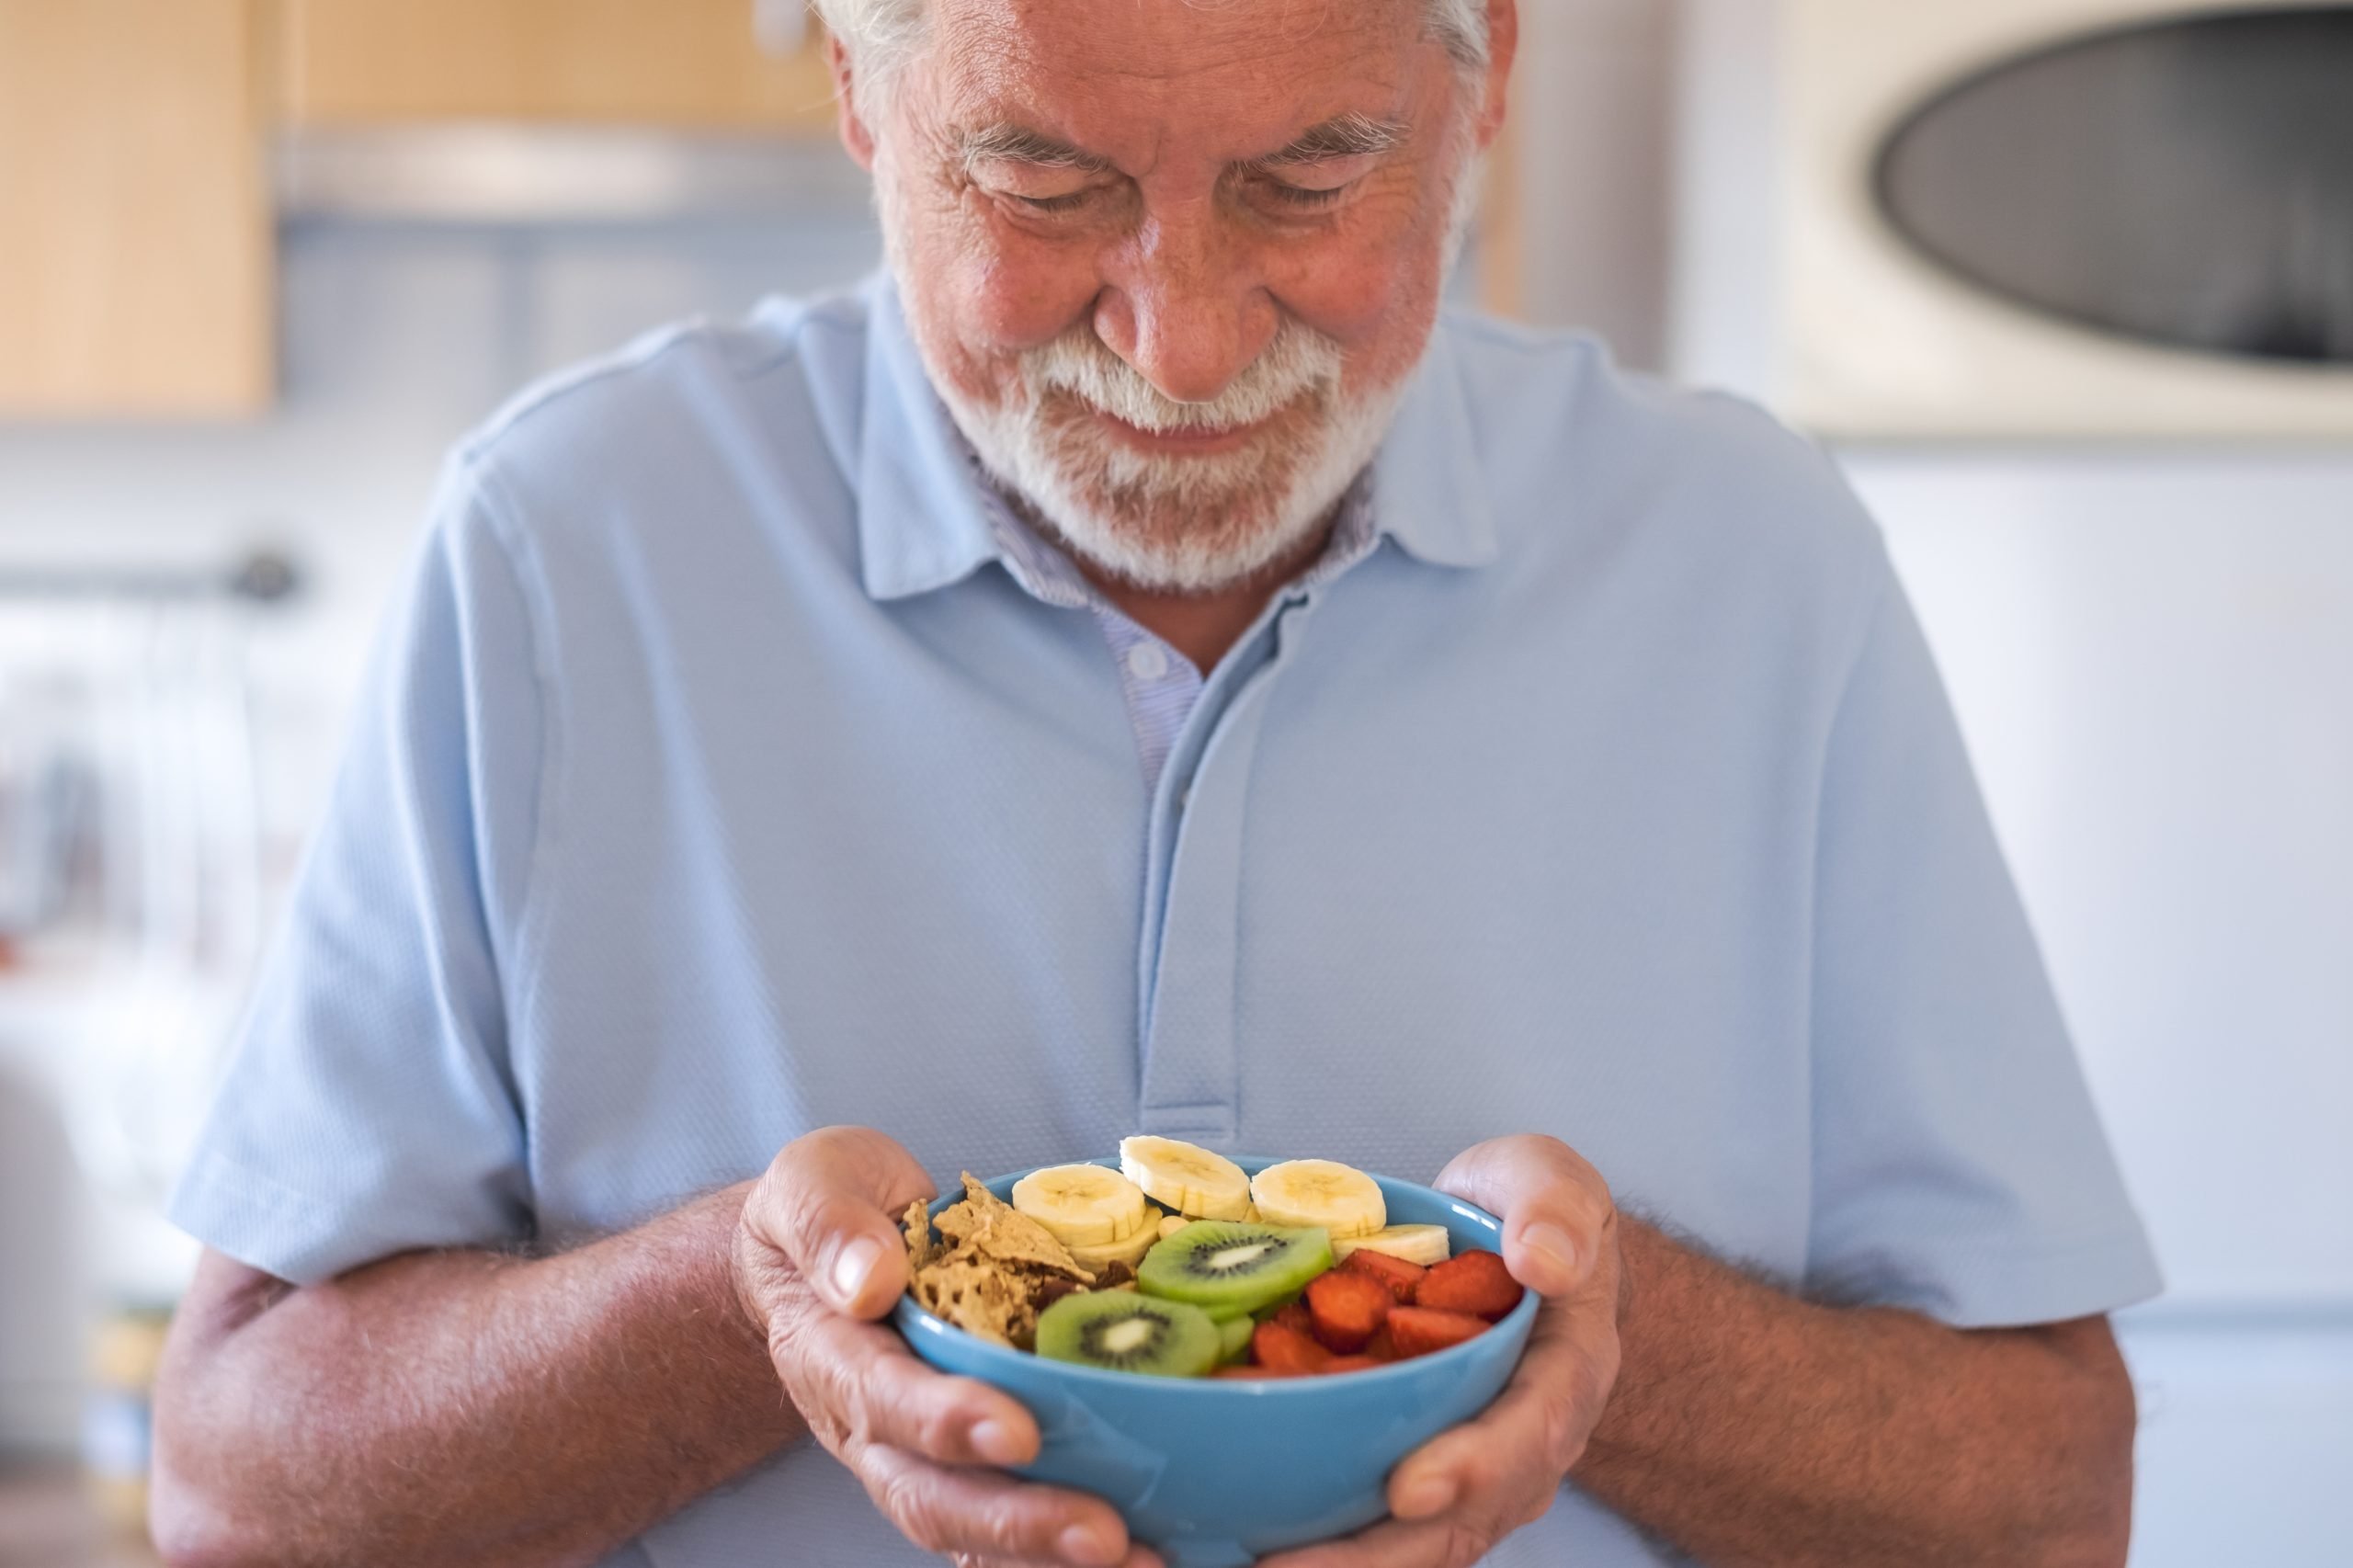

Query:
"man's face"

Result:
[[843, 0, 1499, 593]]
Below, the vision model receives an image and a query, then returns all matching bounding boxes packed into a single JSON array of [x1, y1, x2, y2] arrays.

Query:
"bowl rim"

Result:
[[892, 1155, 1541, 1393]]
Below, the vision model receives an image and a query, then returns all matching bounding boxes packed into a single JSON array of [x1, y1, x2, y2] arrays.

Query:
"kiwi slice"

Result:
[[1216, 1312, 1256, 1365], [1035, 1290, 1222, 1378], [1137, 1221, 1334, 1322]]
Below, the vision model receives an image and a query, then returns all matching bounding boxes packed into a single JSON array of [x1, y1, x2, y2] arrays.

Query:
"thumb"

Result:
[[1435, 1134, 1614, 1301], [746, 1125, 936, 1320]]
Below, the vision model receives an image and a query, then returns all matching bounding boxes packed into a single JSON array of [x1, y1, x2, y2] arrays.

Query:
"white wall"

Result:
[[1510, 0, 1680, 369], [1666, 2, 2353, 1561], [1857, 450, 2353, 1305], [1860, 449, 2353, 1562]]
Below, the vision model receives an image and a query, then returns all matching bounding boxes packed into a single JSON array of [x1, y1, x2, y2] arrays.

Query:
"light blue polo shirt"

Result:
[[169, 272, 2160, 1567]]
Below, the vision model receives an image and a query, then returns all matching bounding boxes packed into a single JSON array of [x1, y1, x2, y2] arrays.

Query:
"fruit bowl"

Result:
[[894, 1156, 1540, 1568]]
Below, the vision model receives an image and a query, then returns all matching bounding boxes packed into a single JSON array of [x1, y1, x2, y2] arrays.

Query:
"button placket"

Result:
[[1132, 597, 1317, 1142]]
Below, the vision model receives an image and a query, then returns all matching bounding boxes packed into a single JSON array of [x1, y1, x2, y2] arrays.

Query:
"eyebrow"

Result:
[[956, 111, 1409, 178], [1254, 112, 1411, 167], [957, 124, 1114, 175]]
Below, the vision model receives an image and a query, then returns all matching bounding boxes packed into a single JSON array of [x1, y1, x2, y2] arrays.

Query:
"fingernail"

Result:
[[971, 1417, 1026, 1465], [1394, 1473, 1458, 1519], [1519, 1222, 1581, 1286], [830, 1236, 882, 1305], [1059, 1523, 1122, 1566]]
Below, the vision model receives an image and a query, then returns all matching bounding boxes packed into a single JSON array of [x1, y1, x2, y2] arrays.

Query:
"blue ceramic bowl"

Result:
[[894, 1156, 1539, 1568]]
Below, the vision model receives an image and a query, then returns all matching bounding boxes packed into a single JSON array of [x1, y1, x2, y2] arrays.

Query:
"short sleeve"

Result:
[[167, 460, 545, 1286], [1804, 553, 2162, 1327]]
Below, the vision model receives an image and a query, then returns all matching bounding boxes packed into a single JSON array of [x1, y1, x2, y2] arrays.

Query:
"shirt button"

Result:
[[1126, 642, 1173, 682]]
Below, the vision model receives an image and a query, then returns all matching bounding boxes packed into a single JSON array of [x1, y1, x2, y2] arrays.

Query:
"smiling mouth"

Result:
[[1092, 410, 1274, 454]]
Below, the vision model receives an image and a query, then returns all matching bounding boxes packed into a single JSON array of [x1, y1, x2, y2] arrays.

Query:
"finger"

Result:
[[1257, 1504, 1533, 1568], [858, 1442, 1136, 1568], [747, 1125, 938, 1318], [1385, 1299, 1618, 1523], [1434, 1135, 1615, 1299], [960, 1544, 1171, 1553], [783, 1306, 1043, 1468]]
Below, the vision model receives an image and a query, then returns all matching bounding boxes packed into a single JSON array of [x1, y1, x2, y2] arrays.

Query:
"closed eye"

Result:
[[1008, 189, 1097, 214], [1261, 182, 1352, 210], [1245, 150, 1381, 215]]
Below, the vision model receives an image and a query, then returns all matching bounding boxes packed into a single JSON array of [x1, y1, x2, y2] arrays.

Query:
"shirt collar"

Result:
[[1366, 313, 1502, 571], [855, 275, 1006, 601], [855, 272, 1499, 603]]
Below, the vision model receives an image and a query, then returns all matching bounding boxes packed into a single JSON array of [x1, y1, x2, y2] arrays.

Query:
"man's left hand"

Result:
[[1263, 1135, 1622, 1568]]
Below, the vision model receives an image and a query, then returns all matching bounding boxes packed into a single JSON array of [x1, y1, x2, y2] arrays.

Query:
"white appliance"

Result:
[[1780, 0, 2353, 437]]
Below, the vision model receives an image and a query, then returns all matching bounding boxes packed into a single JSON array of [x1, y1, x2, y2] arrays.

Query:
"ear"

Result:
[[1473, 0, 1519, 153], [827, 32, 879, 172]]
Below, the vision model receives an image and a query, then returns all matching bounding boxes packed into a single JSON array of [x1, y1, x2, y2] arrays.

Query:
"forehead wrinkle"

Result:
[[937, 0, 1420, 96], [921, 0, 1440, 181], [955, 105, 1413, 182]]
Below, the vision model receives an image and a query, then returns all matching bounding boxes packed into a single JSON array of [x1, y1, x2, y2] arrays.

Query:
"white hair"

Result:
[[813, 0, 1491, 119]]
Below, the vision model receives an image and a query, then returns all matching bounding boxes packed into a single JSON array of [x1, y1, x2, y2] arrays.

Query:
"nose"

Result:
[[1092, 199, 1278, 405]]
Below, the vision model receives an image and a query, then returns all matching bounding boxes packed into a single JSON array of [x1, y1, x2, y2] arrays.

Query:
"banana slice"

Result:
[[1119, 1136, 1252, 1221], [1011, 1164, 1149, 1248], [1333, 1223, 1451, 1267], [1250, 1159, 1386, 1241], [1157, 1212, 1190, 1241], [1064, 1222, 1162, 1271]]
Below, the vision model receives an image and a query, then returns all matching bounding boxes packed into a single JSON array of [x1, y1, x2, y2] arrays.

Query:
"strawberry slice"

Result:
[[1338, 1248, 1427, 1305], [1268, 1301, 1314, 1337], [1318, 1355, 1381, 1375], [1363, 1325, 1399, 1363], [1415, 1249, 1524, 1322], [1385, 1306, 1491, 1359], [1252, 1320, 1332, 1374], [1214, 1365, 1305, 1380], [1306, 1270, 1393, 1354]]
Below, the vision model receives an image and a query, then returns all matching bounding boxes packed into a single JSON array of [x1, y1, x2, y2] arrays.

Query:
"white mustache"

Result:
[[1020, 319, 1346, 434]]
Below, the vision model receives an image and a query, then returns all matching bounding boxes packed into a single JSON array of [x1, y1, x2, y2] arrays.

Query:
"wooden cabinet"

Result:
[[278, 0, 836, 131], [0, 0, 273, 417], [0, 0, 832, 419]]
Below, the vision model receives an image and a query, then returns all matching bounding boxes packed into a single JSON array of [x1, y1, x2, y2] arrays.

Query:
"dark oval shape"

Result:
[[1875, 8, 2353, 364]]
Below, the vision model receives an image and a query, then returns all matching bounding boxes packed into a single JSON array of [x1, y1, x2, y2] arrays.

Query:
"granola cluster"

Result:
[[901, 1175, 1099, 1350]]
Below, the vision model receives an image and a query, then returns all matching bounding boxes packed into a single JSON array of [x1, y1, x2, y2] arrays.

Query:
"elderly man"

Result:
[[150, 1, 2158, 1564]]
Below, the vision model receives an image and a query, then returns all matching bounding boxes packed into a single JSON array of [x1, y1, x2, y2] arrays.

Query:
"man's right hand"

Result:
[[732, 1126, 1164, 1568]]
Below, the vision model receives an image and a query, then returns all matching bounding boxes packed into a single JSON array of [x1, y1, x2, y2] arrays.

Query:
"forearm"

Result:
[[1571, 1219, 2134, 1568], [153, 1183, 803, 1568]]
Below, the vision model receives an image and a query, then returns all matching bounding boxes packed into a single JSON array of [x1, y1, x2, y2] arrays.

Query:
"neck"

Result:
[[1072, 517, 1337, 675]]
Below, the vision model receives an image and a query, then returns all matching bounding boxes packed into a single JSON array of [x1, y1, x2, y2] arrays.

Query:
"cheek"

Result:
[[1269, 230, 1448, 392], [892, 191, 1103, 388], [1259, 148, 1460, 383], [965, 244, 1103, 347]]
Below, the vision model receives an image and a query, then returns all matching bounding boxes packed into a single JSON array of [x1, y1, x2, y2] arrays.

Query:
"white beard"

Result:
[[936, 319, 1410, 594]]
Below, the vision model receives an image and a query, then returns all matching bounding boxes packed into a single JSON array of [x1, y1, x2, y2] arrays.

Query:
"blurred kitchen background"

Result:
[[1, 0, 2347, 1562]]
